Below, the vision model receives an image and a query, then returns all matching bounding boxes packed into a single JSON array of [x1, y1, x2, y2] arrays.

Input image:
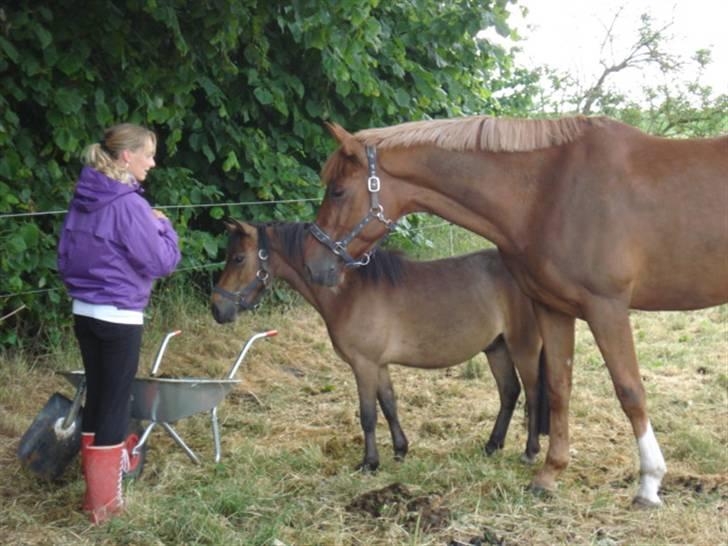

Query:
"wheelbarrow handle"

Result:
[[150, 330, 182, 376], [226, 330, 278, 379]]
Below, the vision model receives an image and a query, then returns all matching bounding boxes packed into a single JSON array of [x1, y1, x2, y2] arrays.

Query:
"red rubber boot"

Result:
[[80, 432, 95, 511], [84, 443, 125, 524]]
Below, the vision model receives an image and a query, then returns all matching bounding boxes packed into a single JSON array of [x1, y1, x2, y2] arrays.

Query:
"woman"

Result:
[[57, 123, 181, 524]]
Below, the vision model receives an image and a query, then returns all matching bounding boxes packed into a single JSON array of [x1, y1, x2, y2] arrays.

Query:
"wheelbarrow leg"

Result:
[[211, 407, 222, 464], [161, 422, 201, 465], [132, 422, 156, 457]]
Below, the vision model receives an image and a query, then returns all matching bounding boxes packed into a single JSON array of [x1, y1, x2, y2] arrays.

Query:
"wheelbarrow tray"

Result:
[[59, 371, 241, 423]]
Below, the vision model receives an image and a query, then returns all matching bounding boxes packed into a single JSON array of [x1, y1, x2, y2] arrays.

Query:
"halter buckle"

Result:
[[367, 175, 381, 193], [333, 241, 348, 256]]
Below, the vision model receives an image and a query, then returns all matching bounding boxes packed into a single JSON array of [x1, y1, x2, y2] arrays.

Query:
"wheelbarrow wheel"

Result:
[[123, 419, 147, 480]]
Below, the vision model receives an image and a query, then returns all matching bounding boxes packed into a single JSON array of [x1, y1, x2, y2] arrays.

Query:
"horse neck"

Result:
[[387, 145, 546, 253]]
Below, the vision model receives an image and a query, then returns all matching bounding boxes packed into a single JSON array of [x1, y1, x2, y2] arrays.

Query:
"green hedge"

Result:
[[0, 1, 536, 351]]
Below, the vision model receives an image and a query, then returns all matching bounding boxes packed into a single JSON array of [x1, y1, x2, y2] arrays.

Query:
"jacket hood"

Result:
[[72, 166, 140, 212]]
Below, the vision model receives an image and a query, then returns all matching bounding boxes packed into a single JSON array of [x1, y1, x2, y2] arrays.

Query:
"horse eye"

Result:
[[233, 255, 245, 265], [329, 186, 345, 198]]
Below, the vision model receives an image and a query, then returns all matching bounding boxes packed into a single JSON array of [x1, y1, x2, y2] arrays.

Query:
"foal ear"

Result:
[[224, 218, 252, 236], [325, 122, 365, 164]]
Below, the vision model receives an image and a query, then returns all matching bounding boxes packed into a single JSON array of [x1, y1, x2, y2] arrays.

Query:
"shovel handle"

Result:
[[61, 379, 86, 430]]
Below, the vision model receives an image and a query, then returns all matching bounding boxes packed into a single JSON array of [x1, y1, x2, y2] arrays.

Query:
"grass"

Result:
[[1, 220, 726, 545]]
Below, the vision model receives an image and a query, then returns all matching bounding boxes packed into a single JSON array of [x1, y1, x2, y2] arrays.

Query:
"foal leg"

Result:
[[483, 341, 521, 455], [506, 339, 545, 464], [351, 360, 381, 472], [376, 366, 409, 461], [530, 304, 576, 494], [585, 298, 666, 507]]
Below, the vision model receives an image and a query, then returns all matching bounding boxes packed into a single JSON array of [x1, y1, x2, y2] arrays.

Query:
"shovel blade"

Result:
[[17, 393, 82, 481]]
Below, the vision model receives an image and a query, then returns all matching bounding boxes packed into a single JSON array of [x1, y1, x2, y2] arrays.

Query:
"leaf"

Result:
[[222, 151, 240, 172], [18, 223, 40, 247], [202, 144, 215, 164], [53, 126, 78, 152], [0, 36, 19, 63], [7, 234, 27, 253], [203, 238, 218, 257], [393, 88, 410, 107], [254, 87, 274, 105], [33, 23, 53, 49], [54, 88, 85, 114]]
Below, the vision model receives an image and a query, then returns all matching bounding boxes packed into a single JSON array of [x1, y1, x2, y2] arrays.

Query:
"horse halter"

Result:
[[213, 225, 272, 310], [309, 145, 397, 268]]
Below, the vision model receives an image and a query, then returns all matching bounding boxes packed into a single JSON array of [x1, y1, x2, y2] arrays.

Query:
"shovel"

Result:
[[17, 380, 85, 481]]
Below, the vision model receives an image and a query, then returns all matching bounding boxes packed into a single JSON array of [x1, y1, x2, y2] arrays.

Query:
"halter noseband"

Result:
[[213, 225, 272, 310], [309, 145, 396, 268]]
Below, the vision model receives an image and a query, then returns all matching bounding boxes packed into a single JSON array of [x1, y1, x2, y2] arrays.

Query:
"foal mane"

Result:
[[268, 222, 405, 287], [355, 114, 608, 153]]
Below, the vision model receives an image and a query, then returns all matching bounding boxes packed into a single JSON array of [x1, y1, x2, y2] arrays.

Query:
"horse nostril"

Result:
[[211, 303, 230, 324], [304, 264, 316, 283]]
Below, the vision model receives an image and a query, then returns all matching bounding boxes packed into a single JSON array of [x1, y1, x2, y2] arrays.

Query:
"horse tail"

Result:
[[536, 348, 550, 436]]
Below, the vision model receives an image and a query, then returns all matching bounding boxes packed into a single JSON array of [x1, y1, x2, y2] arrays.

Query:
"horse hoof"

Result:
[[527, 482, 554, 499], [520, 452, 538, 465], [356, 461, 379, 473], [631, 495, 662, 509], [484, 441, 502, 456], [528, 476, 556, 498]]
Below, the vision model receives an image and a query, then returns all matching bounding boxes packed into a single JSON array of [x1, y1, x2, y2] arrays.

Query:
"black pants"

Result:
[[73, 315, 143, 446]]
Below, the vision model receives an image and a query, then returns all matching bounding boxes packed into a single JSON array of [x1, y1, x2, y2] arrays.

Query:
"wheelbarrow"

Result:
[[17, 329, 278, 480]]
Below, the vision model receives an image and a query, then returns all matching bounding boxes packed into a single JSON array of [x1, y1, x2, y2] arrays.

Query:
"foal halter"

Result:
[[212, 226, 271, 310], [309, 145, 397, 268]]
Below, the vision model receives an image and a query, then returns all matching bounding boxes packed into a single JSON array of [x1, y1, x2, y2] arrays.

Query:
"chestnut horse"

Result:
[[211, 220, 549, 470], [302, 116, 728, 506]]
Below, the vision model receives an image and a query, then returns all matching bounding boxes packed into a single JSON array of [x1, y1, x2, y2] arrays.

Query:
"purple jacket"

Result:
[[58, 166, 181, 311]]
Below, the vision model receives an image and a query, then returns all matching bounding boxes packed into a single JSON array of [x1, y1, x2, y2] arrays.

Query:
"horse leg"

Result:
[[376, 366, 409, 461], [507, 341, 545, 464], [483, 340, 521, 455], [585, 299, 666, 507], [530, 304, 576, 494], [351, 360, 381, 472]]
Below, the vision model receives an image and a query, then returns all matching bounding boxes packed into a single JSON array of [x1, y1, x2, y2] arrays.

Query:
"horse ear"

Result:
[[325, 122, 365, 164], [223, 219, 237, 233]]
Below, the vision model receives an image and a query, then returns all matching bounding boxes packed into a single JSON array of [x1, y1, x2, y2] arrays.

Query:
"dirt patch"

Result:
[[346, 482, 450, 532], [447, 527, 509, 546], [660, 473, 728, 499]]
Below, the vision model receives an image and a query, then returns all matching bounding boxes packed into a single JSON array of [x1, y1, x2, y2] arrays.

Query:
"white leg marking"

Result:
[[636, 421, 666, 505]]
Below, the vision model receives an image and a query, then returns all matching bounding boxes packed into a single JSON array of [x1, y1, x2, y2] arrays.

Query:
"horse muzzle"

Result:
[[304, 254, 343, 287], [210, 299, 237, 324]]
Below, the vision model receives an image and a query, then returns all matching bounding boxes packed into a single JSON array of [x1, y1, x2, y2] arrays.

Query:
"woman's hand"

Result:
[[152, 209, 168, 220]]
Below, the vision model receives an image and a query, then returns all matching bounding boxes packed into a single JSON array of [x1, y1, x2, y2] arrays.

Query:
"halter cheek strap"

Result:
[[310, 145, 396, 268], [213, 226, 271, 310]]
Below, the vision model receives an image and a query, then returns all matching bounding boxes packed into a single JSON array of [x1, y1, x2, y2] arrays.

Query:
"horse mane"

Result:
[[354, 115, 609, 153], [267, 222, 406, 287], [356, 247, 406, 286]]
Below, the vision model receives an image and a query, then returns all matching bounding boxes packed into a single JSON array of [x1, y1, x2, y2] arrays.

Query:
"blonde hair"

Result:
[[83, 123, 157, 185]]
